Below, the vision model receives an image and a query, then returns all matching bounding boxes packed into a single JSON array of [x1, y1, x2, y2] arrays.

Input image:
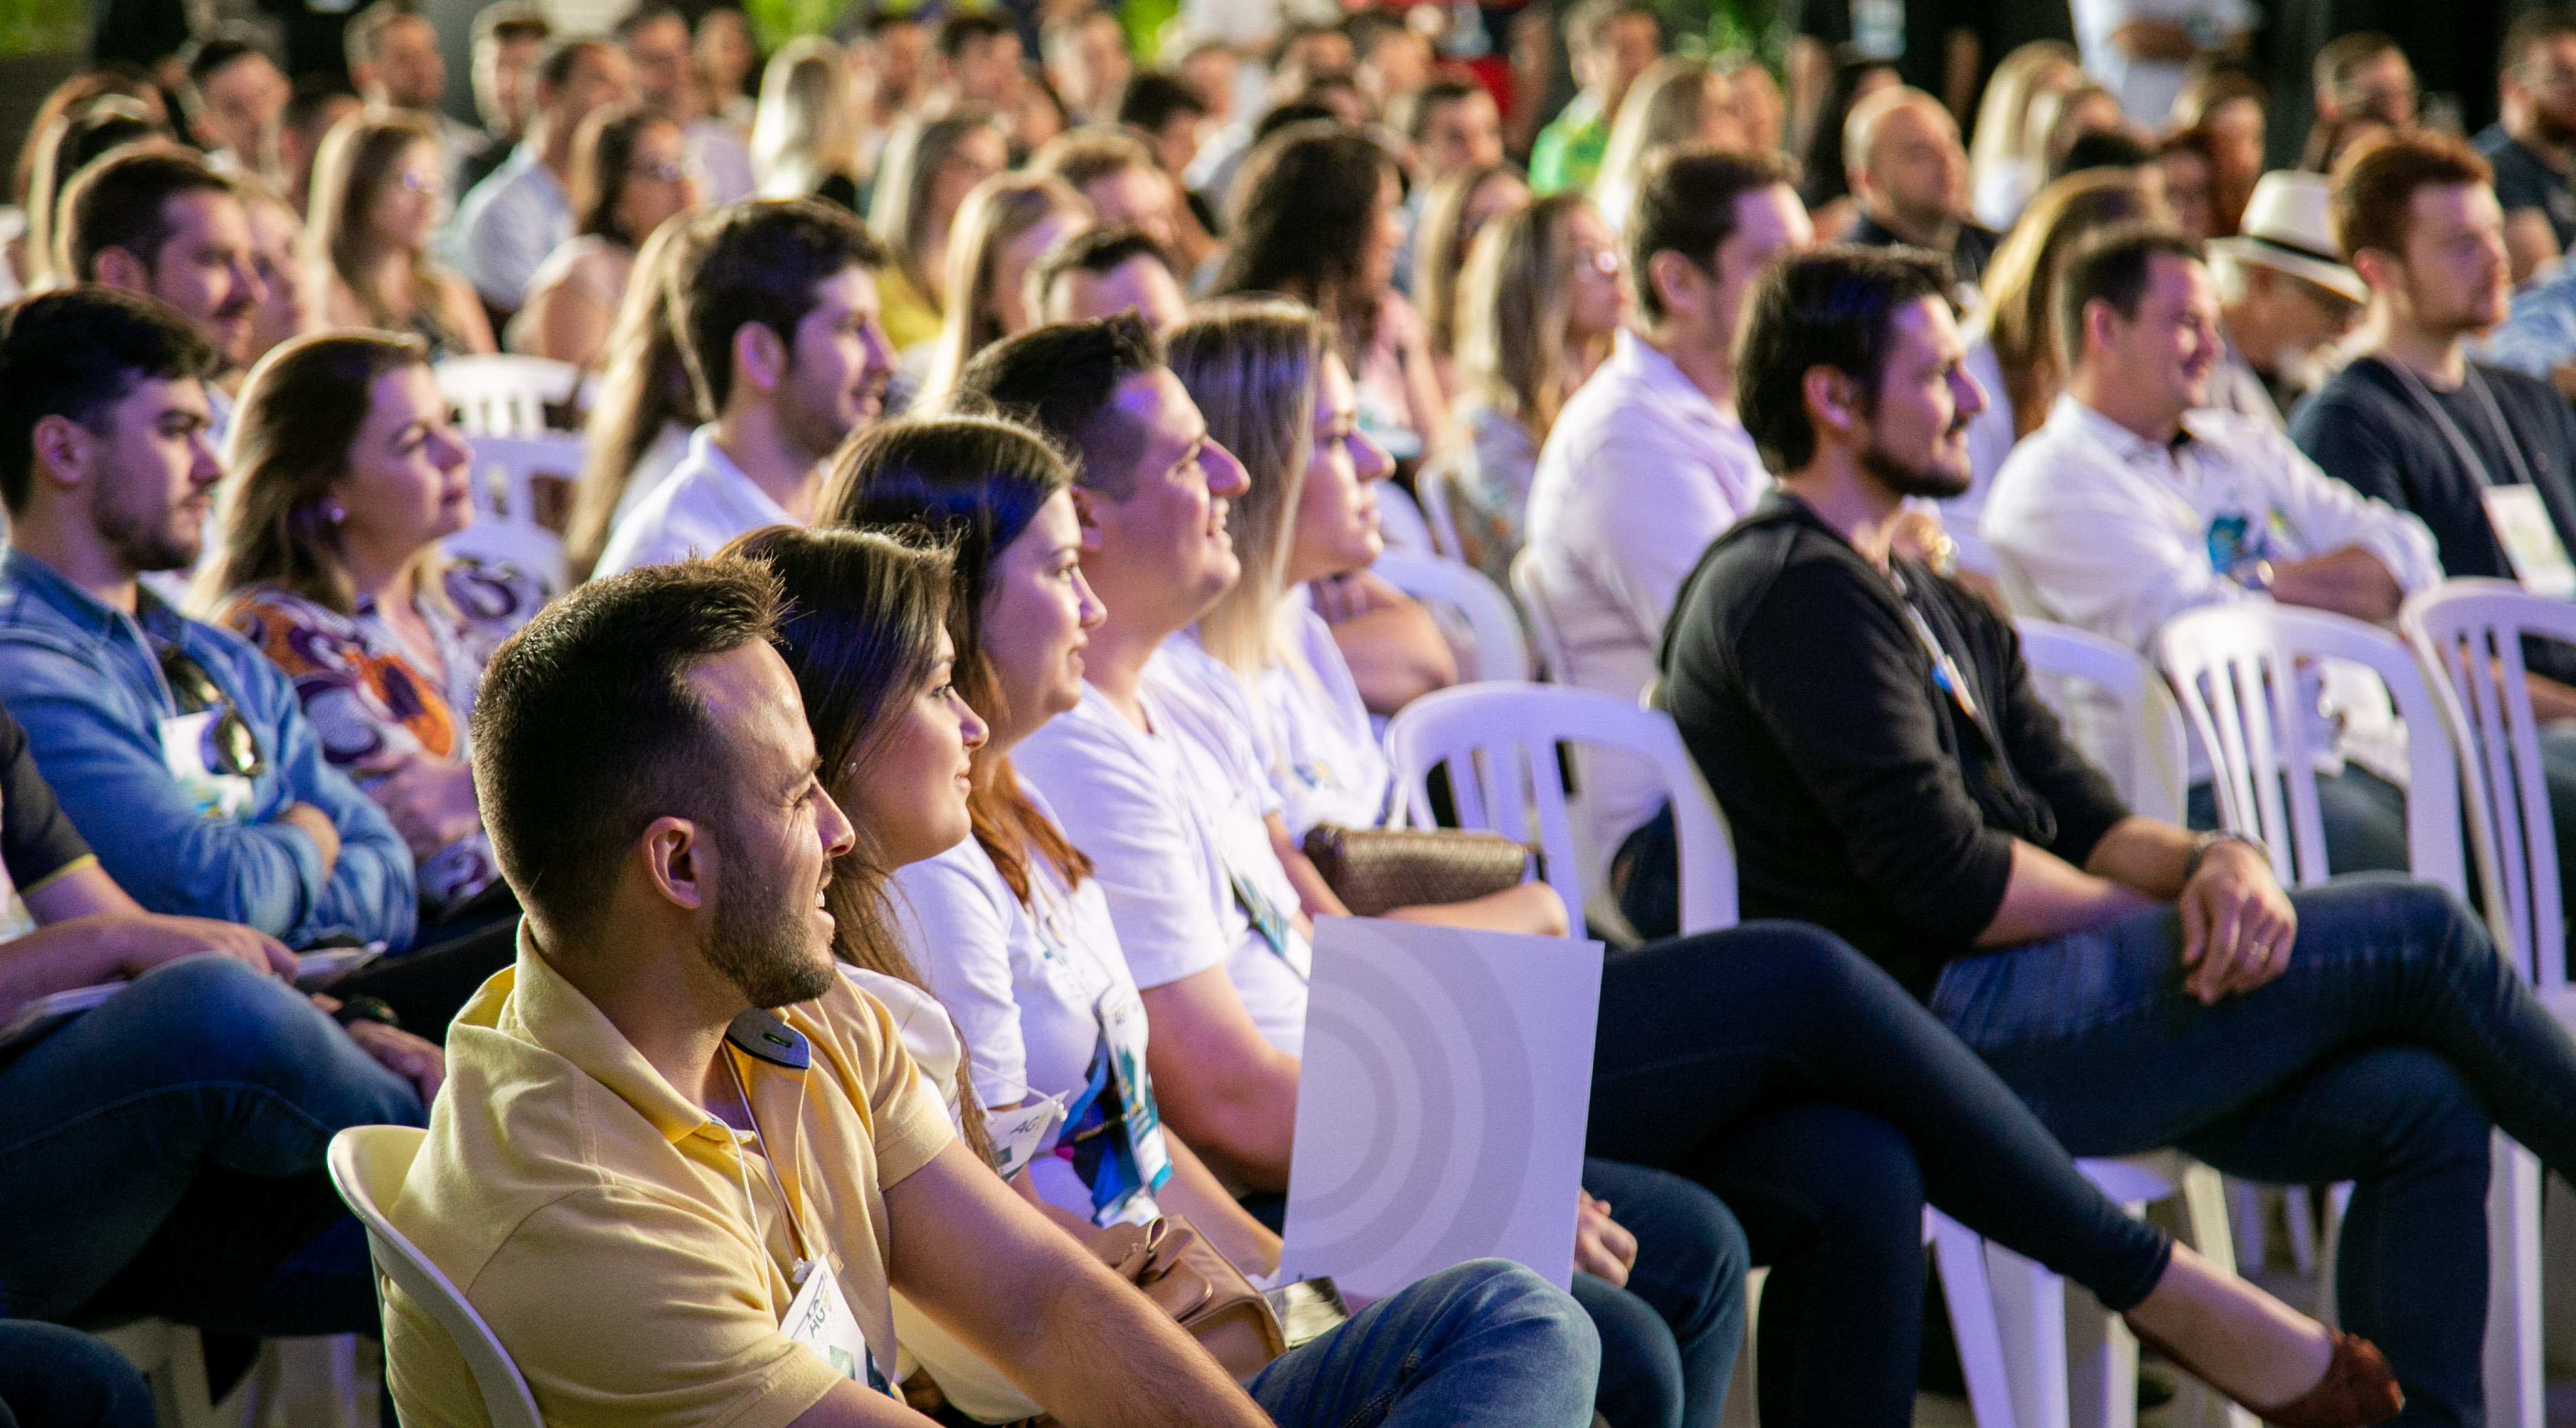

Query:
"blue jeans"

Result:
[[0, 1322, 154, 1428], [1573, 1159, 1747, 1428], [1931, 875, 2576, 1427], [0, 955, 424, 1333], [1246, 1259, 1601, 1428]]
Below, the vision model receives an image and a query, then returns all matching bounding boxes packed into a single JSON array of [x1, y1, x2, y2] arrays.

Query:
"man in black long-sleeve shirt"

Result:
[[1664, 243, 2576, 1423]]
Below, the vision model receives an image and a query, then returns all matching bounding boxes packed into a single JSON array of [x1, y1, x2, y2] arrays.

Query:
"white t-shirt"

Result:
[[594, 425, 800, 577], [887, 783, 1161, 1220], [1180, 611, 1394, 839], [1014, 665, 1312, 1060]]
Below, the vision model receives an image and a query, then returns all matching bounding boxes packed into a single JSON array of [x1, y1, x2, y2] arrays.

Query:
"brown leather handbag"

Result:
[[1088, 1216, 1285, 1382], [1301, 825, 1533, 916]]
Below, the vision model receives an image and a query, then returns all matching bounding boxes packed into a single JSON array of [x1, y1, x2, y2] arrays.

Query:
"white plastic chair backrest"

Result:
[[2401, 579, 2565, 992], [436, 355, 579, 436], [1386, 682, 1737, 933], [1410, 451, 1469, 564], [2156, 602, 2469, 894], [443, 434, 579, 593], [326, 1126, 545, 1428], [2014, 618, 2191, 824], [1370, 549, 1530, 684], [1508, 547, 1573, 684]]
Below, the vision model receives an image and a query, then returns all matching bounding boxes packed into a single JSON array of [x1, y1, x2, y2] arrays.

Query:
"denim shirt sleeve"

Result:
[[202, 626, 418, 950], [0, 624, 414, 948]]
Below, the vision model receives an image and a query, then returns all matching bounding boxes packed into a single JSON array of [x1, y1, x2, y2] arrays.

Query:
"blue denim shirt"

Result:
[[2479, 267, 2576, 384], [0, 549, 416, 948]]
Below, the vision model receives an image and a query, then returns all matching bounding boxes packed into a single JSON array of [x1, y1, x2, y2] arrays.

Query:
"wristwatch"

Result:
[[2184, 830, 2269, 882]]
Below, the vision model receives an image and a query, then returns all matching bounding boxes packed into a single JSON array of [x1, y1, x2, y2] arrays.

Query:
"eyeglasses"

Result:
[[630, 157, 691, 183], [153, 637, 268, 779], [1574, 247, 1622, 277], [396, 169, 444, 196]]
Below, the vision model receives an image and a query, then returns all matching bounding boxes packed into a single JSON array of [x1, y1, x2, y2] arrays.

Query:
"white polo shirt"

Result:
[[593, 426, 800, 577], [1521, 328, 1768, 852]]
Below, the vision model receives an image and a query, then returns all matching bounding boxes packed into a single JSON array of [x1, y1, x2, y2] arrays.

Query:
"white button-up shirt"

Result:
[[449, 144, 571, 310], [593, 425, 800, 577], [1523, 327, 1769, 851], [1985, 394, 2440, 785]]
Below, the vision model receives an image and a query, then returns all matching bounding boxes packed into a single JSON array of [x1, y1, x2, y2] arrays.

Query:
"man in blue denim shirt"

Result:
[[0, 287, 413, 950]]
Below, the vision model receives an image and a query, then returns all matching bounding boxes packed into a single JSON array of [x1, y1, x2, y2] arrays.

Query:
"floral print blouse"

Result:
[[218, 559, 547, 918]]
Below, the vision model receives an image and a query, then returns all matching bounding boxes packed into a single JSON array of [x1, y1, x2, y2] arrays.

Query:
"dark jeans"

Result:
[[0, 1323, 154, 1428], [1570, 1159, 1747, 1428], [1587, 925, 2174, 1428], [330, 916, 520, 1044], [0, 955, 425, 1333], [1931, 875, 2576, 1426]]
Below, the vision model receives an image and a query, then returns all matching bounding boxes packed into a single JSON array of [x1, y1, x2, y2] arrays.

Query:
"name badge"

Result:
[[780, 1262, 896, 1398], [2484, 486, 2576, 599], [1095, 987, 1173, 1194], [1228, 866, 1312, 979], [157, 711, 255, 819], [985, 1095, 1065, 1181]]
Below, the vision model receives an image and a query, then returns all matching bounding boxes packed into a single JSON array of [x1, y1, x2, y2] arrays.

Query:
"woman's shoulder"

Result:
[[439, 558, 552, 642], [218, 581, 352, 640]]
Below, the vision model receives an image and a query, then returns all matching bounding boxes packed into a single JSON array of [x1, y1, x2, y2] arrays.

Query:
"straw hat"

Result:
[[2207, 170, 2369, 303]]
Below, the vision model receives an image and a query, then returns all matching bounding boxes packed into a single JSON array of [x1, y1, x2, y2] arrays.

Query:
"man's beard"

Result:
[[2534, 104, 2576, 149], [1860, 427, 1972, 500], [702, 824, 837, 1009], [94, 478, 199, 573]]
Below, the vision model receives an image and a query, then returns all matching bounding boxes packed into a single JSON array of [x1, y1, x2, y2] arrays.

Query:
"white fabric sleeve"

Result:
[[2252, 422, 2445, 595], [1014, 716, 1230, 992], [1983, 441, 2254, 652], [1562, 425, 1751, 650], [888, 851, 1028, 1109]]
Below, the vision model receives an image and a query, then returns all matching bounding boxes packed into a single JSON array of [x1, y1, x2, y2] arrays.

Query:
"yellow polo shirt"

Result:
[[382, 927, 954, 1428]]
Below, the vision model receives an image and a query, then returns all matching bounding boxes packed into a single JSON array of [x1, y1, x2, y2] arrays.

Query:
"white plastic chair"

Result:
[[1410, 450, 1469, 564], [94, 1319, 221, 1428], [435, 355, 579, 436], [326, 1125, 545, 1428], [1369, 548, 1531, 685], [443, 433, 581, 593], [2400, 579, 2570, 1428], [1385, 682, 1734, 934], [2014, 620, 2192, 824], [1510, 547, 1574, 684]]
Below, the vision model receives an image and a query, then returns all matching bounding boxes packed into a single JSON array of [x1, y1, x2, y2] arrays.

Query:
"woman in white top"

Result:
[[803, 417, 1282, 1275], [1965, 41, 2083, 231], [512, 106, 700, 368], [563, 217, 707, 582], [1167, 298, 1566, 938]]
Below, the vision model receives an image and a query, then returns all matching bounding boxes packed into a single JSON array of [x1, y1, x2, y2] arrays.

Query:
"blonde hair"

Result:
[[1165, 298, 1333, 675], [866, 109, 1003, 313], [1967, 41, 2080, 205], [918, 171, 1088, 405], [1977, 168, 2157, 432], [1415, 162, 1521, 360], [752, 38, 864, 201], [1591, 55, 1723, 232], [1459, 193, 1601, 445], [304, 110, 445, 328]]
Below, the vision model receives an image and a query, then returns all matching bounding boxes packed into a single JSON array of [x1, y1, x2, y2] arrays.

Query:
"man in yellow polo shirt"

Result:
[[384, 556, 1599, 1428]]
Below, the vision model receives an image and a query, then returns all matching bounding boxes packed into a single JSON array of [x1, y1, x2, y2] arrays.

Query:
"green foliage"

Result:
[[0, 0, 85, 56]]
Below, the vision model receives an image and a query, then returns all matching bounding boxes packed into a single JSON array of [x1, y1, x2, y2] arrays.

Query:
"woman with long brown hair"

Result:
[[915, 171, 1089, 407], [196, 331, 543, 928], [512, 106, 700, 367], [865, 109, 1009, 352], [306, 112, 495, 356], [562, 214, 709, 581], [1411, 160, 1529, 400]]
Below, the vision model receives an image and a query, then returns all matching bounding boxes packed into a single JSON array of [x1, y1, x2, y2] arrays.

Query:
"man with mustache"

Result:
[[598, 200, 896, 578], [1664, 243, 2576, 1425], [1982, 225, 2439, 874], [58, 148, 269, 441]]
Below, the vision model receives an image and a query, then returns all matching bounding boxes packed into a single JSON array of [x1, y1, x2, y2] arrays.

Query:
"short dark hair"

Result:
[[1396, 77, 1484, 144], [0, 287, 218, 514], [2332, 129, 2492, 264], [2505, 9, 2576, 76], [537, 38, 608, 92], [2054, 223, 2206, 369], [1736, 245, 1954, 475], [2315, 31, 2402, 99], [1031, 126, 1155, 190], [345, 0, 427, 74], [2053, 129, 2155, 179], [613, 4, 686, 45], [60, 148, 234, 281], [1116, 71, 1206, 135], [472, 557, 786, 935], [937, 11, 1011, 59], [181, 30, 276, 94], [472, 1, 549, 51], [283, 73, 359, 134], [1628, 144, 1798, 323], [1029, 223, 1177, 314], [1252, 99, 1344, 146], [953, 314, 1164, 496], [676, 200, 884, 413]]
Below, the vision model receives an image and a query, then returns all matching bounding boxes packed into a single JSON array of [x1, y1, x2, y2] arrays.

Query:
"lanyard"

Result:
[[2386, 358, 2538, 492], [723, 1053, 817, 1286]]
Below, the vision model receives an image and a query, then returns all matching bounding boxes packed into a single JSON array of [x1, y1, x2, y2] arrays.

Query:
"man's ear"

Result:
[[1646, 249, 1706, 321], [1801, 365, 1861, 441], [731, 321, 789, 398], [1066, 484, 1106, 551], [640, 814, 710, 913], [29, 414, 93, 495], [91, 245, 152, 295], [2349, 245, 2400, 296], [2081, 295, 2122, 357]]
